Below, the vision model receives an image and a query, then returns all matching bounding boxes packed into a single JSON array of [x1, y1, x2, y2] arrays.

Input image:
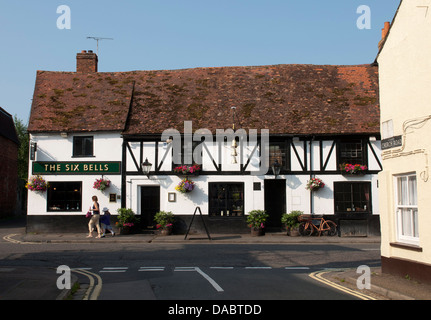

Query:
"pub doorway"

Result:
[[140, 186, 160, 229], [264, 179, 286, 231]]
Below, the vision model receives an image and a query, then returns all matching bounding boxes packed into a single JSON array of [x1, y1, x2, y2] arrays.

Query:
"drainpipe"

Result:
[[309, 136, 315, 215]]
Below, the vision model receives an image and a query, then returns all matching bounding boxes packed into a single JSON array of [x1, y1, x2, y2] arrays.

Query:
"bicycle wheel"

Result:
[[323, 220, 337, 236], [298, 222, 313, 236]]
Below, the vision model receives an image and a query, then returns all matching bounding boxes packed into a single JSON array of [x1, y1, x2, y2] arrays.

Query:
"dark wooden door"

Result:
[[140, 186, 160, 228], [264, 179, 286, 230]]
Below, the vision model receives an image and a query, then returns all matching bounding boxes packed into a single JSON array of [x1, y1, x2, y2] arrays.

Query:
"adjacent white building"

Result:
[[377, 0, 431, 283]]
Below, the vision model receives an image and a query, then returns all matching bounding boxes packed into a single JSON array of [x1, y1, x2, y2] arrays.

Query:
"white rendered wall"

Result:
[[378, 0, 431, 263], [27, 132, 123, 215]]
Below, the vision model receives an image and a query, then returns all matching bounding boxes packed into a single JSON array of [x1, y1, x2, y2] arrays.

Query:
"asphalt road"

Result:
[[0, 241, 380, 300], [0, 217, 381, 302]]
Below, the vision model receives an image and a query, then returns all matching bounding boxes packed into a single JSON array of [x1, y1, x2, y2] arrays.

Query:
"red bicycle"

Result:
[[298, 215, 337, 236]]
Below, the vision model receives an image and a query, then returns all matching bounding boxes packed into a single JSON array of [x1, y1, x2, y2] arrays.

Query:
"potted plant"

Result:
[[175, 178, 195, 193], [306, 177, 325, 191], [154, 211, 175, 235], [26, 175, 49, 192], [246, 210, 269, 236], [115, 208, 139, 234], [281, 210, 303, 236], [93, 177, 111, 191]]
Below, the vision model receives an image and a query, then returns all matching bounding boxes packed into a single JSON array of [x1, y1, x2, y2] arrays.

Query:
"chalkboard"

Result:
[[184, 207, 212, 240]]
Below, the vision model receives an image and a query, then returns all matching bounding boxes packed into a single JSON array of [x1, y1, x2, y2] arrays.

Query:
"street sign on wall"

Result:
[[381, 135, 402, 150]]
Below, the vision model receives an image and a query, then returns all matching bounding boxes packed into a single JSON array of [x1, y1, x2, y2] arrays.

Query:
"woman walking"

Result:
[[87, 195, 102, 238]]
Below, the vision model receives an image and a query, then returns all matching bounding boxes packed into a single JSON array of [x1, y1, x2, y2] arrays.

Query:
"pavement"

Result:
[[19, 230, 383, 244], [1, 217, 431, 300]]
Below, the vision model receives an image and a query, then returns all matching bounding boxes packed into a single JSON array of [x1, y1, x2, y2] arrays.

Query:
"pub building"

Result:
[[26, 50, 382, 235]]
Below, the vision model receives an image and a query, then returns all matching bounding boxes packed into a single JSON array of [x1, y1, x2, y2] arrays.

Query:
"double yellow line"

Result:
[[72, 269, 103, 300], [309, 270, 376, 300], [2, 234, 40, 245]]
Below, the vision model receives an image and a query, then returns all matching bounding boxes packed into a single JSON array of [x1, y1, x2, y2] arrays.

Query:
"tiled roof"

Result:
[[28, 71, 133, 133], [28, 64, 379, 136]]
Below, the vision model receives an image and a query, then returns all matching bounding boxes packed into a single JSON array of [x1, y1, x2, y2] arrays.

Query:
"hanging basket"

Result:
[[93, 178, 111, 191], [26, 175, 49, 192], [175, 178, 195, 193], [306, 177, 325, 191]]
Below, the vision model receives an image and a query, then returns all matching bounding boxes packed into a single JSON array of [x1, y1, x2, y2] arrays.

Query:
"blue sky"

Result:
[[0, 0, 400, 123]]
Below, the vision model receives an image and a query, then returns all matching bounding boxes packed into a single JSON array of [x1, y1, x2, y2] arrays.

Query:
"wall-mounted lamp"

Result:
[[272, 159, 281, 178], [141, 158, 152, 177]]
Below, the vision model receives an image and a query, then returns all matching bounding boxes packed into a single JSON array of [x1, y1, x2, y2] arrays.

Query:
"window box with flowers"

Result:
[[93, 177, 111, 191], [340, 163, 368, 175], [306, 177, 325, 191], [26, 175, 49, 192], [173, 164, 201, 176]]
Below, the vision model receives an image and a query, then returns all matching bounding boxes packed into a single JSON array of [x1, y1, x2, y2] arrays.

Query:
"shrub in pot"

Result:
[[116, 208, 139, 234], [281, 210, 303, 236], [247, 210, 269, 236], [154, 211, 175, 235]]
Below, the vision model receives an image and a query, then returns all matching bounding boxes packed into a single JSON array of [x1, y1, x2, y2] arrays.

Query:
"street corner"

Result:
[[316, 266, 431, 300], [311, 268, 385, 300]]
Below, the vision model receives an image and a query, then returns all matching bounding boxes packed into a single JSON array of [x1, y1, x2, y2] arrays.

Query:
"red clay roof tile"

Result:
[[28, 64, 379, 136]]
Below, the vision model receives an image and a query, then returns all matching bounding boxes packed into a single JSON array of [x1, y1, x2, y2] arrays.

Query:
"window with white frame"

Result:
[[395, 174, 419, 244]]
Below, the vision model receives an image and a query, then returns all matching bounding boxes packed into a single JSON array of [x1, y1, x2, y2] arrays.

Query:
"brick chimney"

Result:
[[76, 50, 98, 73], [378, 22, 391, 50]]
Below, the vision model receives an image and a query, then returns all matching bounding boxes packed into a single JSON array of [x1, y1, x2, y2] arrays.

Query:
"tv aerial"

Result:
[[86, 36, 113, 56]]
